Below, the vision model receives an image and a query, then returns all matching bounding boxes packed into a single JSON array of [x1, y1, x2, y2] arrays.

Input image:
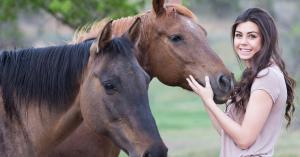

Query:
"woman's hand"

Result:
[[186, 75, 214, 105]]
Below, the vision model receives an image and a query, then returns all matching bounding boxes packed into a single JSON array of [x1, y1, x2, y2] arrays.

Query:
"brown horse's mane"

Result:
[[72, 3, 198, 44]]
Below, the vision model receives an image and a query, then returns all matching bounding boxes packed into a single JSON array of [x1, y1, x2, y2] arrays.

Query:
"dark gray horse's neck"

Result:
[[0, 112, 35, 157]]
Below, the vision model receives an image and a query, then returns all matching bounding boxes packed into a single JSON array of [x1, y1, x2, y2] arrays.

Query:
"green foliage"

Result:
[[0, 21, 24, 48], [0, 0, 145, 28], [49, 0, 72, 15], [186, 0, 240, 17]]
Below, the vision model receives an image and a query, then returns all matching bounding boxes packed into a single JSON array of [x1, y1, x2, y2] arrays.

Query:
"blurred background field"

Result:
[[118, 79, 300, 157], [1, 0, 299, 156]]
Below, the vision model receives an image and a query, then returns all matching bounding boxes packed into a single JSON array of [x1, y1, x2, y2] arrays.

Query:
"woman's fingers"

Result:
[[186, 75, 214, 103], [186, 75, 207, 97], [186, 78, 198, 92], [189, 75, 204, 90], [205, 76, 211, 88], [186, 78, 193, 89], [190, 75, 211, 89], [186, 75, 212, 91]]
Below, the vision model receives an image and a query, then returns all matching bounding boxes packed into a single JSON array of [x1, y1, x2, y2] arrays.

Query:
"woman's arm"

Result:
[[203, 104, 222, 135], [187, 76, 222, 134], [187, 75, 273, 149]]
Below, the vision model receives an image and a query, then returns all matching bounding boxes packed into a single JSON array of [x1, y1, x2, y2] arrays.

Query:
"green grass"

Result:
[[119, 79, 300, 157]]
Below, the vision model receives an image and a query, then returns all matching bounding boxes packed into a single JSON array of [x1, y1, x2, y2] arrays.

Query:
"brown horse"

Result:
[[50, 0, 235, 157], [0, 19, 167, 157], [74, 0, 234, 103]]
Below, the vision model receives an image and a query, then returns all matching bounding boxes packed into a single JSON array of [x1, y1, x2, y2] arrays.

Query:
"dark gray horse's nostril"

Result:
[[143, 152, 152, 157], [143, 143, 168, 157]]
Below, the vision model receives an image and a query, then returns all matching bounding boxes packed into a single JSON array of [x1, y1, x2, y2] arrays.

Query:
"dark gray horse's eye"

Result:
[[103, 83, 115, 90], [102, 81, 117, 95], [169, 34, 183, 43]]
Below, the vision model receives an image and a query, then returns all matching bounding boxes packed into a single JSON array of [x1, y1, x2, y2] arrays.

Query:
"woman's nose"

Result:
[[240, 37, 248, 45]]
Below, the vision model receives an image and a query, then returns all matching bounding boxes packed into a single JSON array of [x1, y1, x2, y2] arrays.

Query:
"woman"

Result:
[[186, 8, 296, 157]]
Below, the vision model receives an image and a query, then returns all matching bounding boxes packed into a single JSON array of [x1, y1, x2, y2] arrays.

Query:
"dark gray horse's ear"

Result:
[[153, 0, 166, 17], [97, 20, 113, 53], [126, 17, 141, 45]]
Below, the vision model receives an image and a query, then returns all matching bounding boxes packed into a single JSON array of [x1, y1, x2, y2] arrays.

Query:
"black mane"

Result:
[[104, 37, 135, 57], [0, 41, 92, 120]]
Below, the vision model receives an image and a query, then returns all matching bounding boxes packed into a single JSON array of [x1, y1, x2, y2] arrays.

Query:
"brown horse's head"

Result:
[[72, 0, 234, 104], [79, 19, 167, 157], [139, 0, 234, 103]]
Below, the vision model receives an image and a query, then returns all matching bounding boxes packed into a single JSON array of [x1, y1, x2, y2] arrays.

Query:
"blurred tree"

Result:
[[0, 0, 145, 29], [0, 21, 24, 48], [192, 0, 240, 17], [167, 0, 182, 4]]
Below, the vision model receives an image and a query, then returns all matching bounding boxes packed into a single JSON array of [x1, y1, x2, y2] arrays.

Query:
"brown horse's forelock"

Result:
[[0, 41, 92, 121], [165, 4, 198, 20]]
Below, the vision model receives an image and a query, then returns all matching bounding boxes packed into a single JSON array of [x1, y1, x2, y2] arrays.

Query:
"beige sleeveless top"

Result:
[[220, 64, 287, 157]]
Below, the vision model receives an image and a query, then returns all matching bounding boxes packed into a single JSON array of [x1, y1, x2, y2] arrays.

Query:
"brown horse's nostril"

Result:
[[217, 74, 234, 93], [142, 143, 168, 157]]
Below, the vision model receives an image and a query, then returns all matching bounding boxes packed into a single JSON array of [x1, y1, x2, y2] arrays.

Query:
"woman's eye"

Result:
[[235, 33, 242, 38], [169, 35, 183, 43], [248, 34, 257, 39]]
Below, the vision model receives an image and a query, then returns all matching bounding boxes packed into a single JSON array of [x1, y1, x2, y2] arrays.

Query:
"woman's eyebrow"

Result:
[[235, 31, 259, 34], [247, 31, 259, 34]]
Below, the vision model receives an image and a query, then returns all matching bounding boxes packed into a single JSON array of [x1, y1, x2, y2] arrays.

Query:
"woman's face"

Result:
[[234, 21, 262, 66]]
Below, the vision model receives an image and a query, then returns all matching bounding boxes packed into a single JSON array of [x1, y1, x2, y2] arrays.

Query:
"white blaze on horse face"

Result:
[[185, 19, 197, 31], [184, 18, 207, 38]]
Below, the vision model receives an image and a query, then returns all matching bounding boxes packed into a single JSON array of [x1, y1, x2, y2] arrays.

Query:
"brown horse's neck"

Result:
[[112, 13, 155, 77]]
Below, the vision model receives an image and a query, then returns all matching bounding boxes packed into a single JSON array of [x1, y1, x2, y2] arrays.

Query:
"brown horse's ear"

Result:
[[153, 0, 166, 17], [125, 17, 141, 45], [170, 7, 177, 18], [96, 20, 113, 53]]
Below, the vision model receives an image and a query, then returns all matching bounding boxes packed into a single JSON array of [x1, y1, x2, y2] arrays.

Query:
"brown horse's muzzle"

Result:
[[213, 73, 235, 104]]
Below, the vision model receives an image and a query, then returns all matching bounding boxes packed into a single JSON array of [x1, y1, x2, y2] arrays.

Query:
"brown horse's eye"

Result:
[[169, 34, 183, 43]]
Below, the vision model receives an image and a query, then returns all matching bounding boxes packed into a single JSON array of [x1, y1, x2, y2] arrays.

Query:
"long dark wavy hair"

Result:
[[228, 8, 296, 127]]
